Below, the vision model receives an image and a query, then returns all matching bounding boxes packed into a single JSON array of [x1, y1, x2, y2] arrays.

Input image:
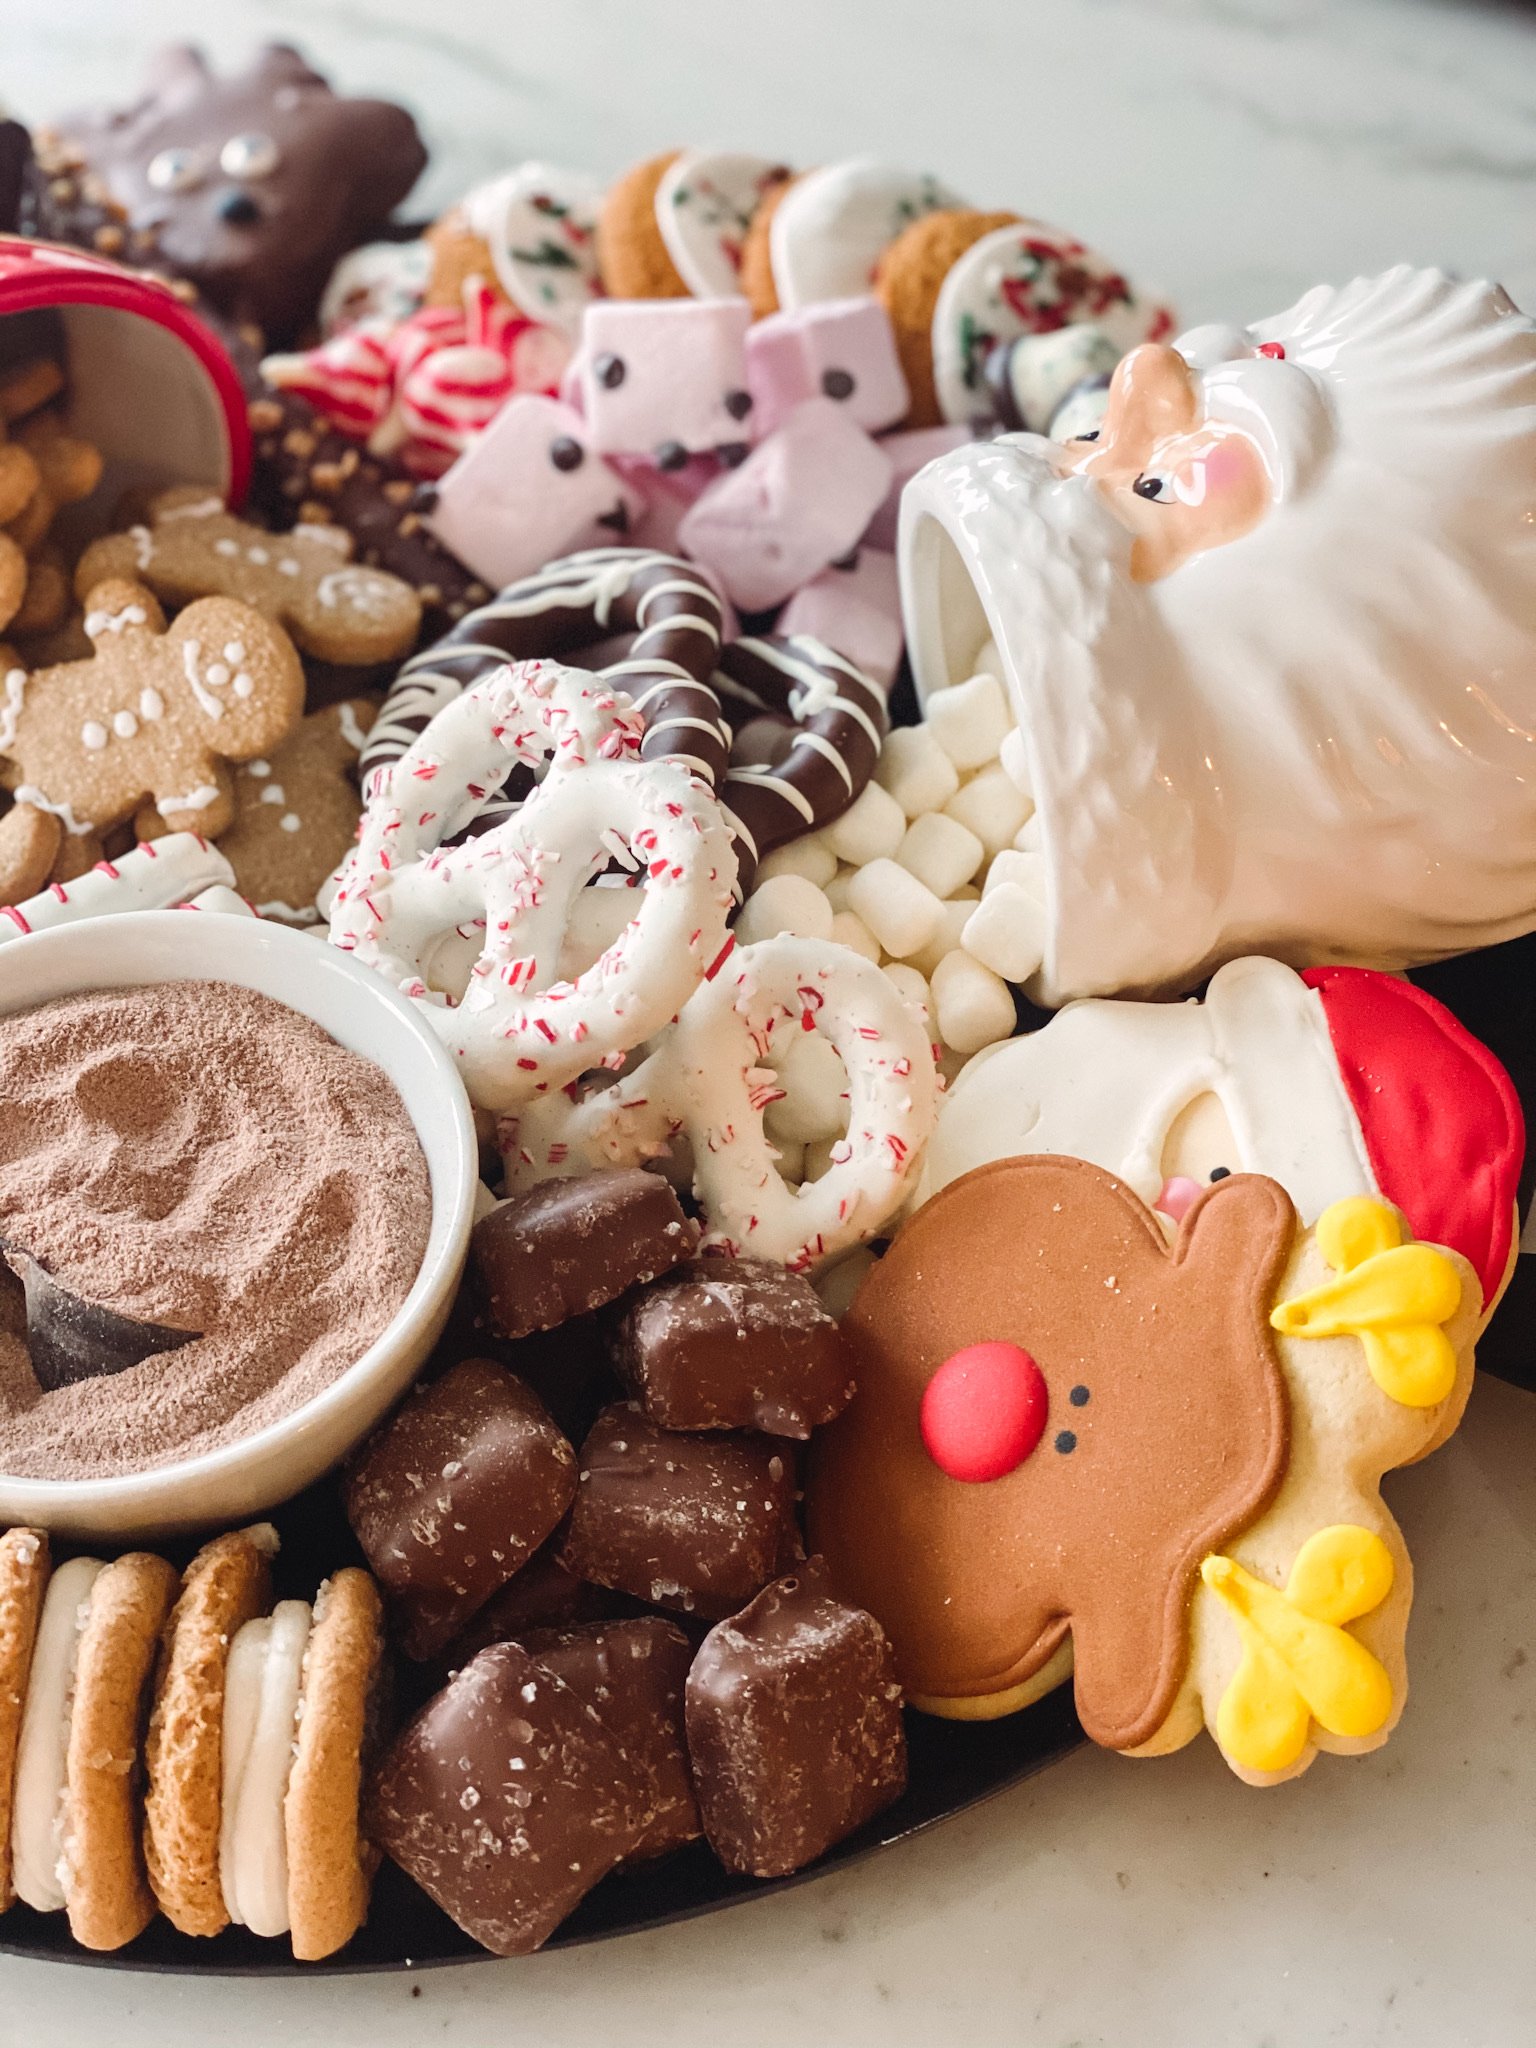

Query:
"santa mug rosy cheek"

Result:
[[0, 912, 478, 1543]]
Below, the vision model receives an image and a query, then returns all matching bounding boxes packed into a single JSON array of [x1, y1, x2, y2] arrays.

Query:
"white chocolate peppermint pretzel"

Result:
[[330, 659, 736, 1110], [0, 833, 237, 943], [501, 935, 939, 1269]]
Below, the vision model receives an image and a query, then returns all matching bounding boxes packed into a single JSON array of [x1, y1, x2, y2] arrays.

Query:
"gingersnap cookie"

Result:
[[875, 208, 1022, 425], [284, 1568, 385, 1961], [596, 151, 693, 299], [76, 488, 421, 668], [63, 1550, 180, 1950], [143, 1526, 278, 1938], [737, 168, 800, 318], [0, 1526, 50, 1909]]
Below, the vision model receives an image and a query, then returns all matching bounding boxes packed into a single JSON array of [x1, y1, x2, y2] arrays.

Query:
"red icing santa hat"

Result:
[[1302, 966, 1525, 1309]]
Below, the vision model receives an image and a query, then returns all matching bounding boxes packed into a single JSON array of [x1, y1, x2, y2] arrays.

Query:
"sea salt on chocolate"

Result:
[[613, 1257, 857, 1437], [344, 1359, 578, 1660], [558, 1402, 799, 1618], [442, 1546, 604, 1668], [523, 1619, 700, 1860], [685, 1557, 908, 1878], [473, 1169, 698, 1341], [368, 1640, 650, 1955]]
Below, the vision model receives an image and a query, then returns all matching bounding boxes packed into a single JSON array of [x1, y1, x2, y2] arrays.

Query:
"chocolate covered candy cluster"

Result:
[[344, 1167, 905, 1953]]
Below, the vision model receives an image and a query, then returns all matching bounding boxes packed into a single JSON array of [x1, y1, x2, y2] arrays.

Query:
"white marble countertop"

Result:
[[0, 2, 1533, 2041]]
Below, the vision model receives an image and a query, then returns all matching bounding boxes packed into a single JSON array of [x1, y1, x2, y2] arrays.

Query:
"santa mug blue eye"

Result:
[[146, 147, 209, 194], [220, 133, 281, 180]]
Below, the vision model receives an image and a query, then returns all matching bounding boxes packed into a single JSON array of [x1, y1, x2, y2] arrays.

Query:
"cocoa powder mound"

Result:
[[0, 979, 433, 1480]]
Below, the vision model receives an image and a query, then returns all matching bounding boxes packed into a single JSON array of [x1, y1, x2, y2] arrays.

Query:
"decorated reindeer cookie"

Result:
[[76, 488, 421, 667], [0, 577, 303, 853], [808, 1154, 1479, 1781]]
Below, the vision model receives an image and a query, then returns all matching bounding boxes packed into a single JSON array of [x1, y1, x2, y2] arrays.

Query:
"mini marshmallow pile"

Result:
[[734, 641, 1039, 1179]]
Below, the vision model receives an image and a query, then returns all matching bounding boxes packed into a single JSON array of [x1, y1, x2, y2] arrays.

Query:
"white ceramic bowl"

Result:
[[0, 912, 478, 1540]]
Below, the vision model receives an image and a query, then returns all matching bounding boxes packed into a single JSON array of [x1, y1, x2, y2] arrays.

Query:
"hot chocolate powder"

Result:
[[0, 980, 433, 1480]]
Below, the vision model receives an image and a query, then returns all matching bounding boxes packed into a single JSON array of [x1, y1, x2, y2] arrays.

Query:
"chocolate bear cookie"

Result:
[[26, 43, 426, 342]]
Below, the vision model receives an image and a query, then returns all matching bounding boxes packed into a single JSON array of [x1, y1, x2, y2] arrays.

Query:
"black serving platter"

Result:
[[0, 923, 1530, 1974]]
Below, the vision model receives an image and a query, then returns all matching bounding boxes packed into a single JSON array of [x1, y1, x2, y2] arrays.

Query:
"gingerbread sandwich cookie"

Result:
[[219, 1568, 385, 1960], [76, 489, 422, 668], [0, 1526, 50, 1910], [9, 1550, 179, 1948], [143, 1526, 278, 1938]]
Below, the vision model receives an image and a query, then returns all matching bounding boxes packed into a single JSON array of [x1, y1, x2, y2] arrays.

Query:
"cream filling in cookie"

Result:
[[219, 1600, 311, 1937], [10, 1556, 106, 1913]]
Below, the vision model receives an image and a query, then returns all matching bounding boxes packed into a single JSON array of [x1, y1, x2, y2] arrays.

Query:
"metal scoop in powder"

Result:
[[0, 1242, 199, 1394]]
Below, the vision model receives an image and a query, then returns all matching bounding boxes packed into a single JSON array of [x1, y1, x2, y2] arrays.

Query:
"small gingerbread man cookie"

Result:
[[0, 576, 303, 846], [139, 698, 376, 923], [76, 488, 422, 667]]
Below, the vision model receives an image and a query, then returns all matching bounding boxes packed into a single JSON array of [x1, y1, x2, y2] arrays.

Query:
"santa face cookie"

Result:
[[919, 955, 1524, 1318], [808, 1155, 1479, 1781]]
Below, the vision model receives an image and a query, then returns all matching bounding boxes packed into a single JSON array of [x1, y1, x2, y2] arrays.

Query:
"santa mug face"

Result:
[[1056, 344, 1274, 582], [898, 267, 1536, 1002]]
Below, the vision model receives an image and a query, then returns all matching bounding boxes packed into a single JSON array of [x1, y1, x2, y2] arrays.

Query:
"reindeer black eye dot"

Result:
[[1069, 1385, 1090, 1407], [1209, 1166, 1232, 1182], [1054, 1430, 1078, 1454]]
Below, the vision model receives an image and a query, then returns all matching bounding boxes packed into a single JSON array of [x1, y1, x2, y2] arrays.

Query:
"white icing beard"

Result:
[[11, 1557, 106, 1914], [219, 1600, 312, 1938], [919, 956, 1378, 1225], [900, 271, 1536, 1002]]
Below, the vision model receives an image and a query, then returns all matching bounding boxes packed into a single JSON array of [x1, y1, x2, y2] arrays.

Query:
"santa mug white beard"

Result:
[[898, 266, 1536, 1005]]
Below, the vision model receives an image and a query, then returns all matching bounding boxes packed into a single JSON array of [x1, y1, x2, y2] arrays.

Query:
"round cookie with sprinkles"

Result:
[[426, 162, 604, 337], [763, 159, 966, 319], [0, 1525, 49, 1910], [600, 149, 787, 302], [875, 208, 1023, 425], [143, 1526, 278, 1937], [597, 151, 695, 299]]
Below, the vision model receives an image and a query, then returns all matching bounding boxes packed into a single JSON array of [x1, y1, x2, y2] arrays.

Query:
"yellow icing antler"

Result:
[[1269, 1195, 1461, 1407], [1202, 1526, 1395, 1774]]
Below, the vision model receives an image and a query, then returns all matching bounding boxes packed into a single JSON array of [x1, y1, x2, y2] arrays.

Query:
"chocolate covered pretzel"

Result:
[[361, 548, 732, 809], [715, 634, 888, 894]]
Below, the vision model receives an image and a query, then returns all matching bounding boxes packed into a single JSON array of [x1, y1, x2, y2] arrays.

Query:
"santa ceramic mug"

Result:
[[0, 235, 250, 520], [898, 265, 1536, 1005]]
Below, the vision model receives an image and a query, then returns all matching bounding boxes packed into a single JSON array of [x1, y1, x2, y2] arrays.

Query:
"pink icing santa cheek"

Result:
[[921, 1341, 1049, 1483], [1154, 1174, 1203, 1223]]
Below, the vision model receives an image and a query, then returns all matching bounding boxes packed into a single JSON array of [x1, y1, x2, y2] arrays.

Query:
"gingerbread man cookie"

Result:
[[0, 577, 303, 847], [139, 699, 375, 923], [808, 1157, 1479, 1781], [75, 488, 421, 667]]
